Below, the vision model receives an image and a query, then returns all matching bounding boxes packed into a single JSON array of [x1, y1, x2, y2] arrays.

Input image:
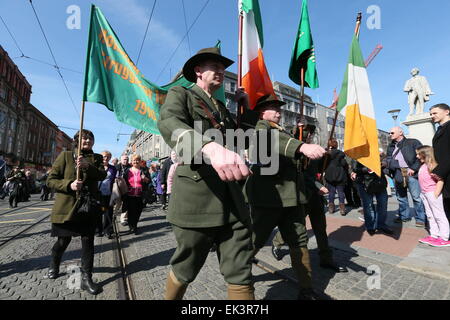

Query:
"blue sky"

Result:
[[1, 0, 449, 158]]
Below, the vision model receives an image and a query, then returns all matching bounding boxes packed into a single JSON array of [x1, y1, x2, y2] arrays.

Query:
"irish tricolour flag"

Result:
[[239, 0, 275, 109], [337, 35, 381, 176]]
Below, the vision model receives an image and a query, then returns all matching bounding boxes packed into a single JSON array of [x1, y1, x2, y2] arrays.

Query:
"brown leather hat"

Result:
[[254, 94, 285, 111], [182, 47, 234, 82]]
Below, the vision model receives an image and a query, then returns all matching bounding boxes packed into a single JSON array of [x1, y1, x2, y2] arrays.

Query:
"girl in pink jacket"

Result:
[[416, 146, 450, 247]]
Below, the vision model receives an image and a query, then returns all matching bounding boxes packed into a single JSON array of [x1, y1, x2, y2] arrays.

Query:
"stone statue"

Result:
[[403, 68, 433, 115]]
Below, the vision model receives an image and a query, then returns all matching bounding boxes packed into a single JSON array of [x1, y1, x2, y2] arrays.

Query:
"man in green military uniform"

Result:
[[157, 47, 255, 300], [271, 124, 348, 273], [245, 95, 326, 300]]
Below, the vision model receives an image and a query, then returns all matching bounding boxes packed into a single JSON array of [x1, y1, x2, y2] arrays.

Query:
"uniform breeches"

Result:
[[252, 206, 308, 249], [170, 220, 253, 286]]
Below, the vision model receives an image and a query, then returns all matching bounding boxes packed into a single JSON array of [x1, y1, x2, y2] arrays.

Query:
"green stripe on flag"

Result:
[[336, 35, 365, 111], [241, 0, 264, 47]]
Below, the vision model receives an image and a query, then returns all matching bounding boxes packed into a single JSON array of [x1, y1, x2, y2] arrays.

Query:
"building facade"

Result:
[[0, 45, 32, 159], [0, 46, 72, 169]]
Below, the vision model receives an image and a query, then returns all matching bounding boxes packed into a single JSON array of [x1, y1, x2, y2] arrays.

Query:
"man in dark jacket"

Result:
[[430, 103, 450, 222], [386, 127, 426, 227]]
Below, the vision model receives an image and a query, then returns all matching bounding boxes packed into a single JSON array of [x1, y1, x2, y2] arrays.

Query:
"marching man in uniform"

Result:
[[158, 47, 255, 300], [245, 94, 326, 300]]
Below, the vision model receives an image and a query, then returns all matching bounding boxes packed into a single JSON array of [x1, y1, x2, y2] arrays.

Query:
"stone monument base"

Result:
[[402, 113, 436, 145]]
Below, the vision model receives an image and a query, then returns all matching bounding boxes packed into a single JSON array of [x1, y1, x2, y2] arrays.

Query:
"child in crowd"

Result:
[[416, 146, 450, 247]]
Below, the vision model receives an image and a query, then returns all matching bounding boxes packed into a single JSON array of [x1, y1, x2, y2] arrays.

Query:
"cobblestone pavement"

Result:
[[0, 196, 120, 300], [1, 198, 450, 300], [118, 204, 450, 300]]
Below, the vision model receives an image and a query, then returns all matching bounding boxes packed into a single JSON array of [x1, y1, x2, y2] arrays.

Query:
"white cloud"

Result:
[[102, 0, 182, 53]]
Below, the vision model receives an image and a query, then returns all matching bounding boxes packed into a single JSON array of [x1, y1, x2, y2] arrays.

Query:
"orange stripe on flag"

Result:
[[344, 104, 381, 176], [242, 49, 275, 109]]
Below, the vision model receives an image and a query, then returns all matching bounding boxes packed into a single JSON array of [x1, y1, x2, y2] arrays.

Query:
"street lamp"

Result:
[[387, 109, 401, 126]]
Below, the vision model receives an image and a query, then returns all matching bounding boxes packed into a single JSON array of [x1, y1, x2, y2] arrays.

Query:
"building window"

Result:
[[7, 136, 13, 153], [306, 106, 315, 117], [230, 81, 236, 93], [0, 82, 6, 100], [9, 118, 16, 131]]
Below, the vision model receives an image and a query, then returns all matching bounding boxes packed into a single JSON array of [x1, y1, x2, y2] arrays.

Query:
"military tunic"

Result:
[[245, 120, 309, 249], [157, 84, 253, 285]]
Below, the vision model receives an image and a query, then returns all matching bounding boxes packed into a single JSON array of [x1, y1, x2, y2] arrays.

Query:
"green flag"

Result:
[[82, 6, 226, 134], [288, 0, 319, 88]]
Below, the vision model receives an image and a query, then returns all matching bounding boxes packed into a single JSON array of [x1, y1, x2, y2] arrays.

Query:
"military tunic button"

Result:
[[193, 175, 198, 179]]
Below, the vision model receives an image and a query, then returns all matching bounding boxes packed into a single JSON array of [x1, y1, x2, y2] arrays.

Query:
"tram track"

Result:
[[111, 215, 136, 300]]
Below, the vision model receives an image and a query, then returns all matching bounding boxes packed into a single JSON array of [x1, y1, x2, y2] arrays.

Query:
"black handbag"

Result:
[[76, 189, 101, 216]]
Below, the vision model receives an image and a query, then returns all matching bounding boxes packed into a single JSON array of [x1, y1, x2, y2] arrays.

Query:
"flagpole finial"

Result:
[[356, 12, 362, 22]]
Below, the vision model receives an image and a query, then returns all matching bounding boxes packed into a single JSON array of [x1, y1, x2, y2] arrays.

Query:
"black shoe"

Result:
[[106, 233, 114, 239], [297, 288, 321, 300], [95, 232, 104, 237], [134, 227, 139, 235], [47, 267, 59, 279], [379, 227, 394, 235], [367, 229, 376, 236], [271, 245, 283, 261], [129, 227, 136, 234], [320, 262, 348, 273], [80, 273, 102, 295]]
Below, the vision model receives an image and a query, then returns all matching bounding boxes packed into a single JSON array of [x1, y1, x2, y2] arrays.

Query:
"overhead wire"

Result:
[[28, 0, 80, 118], [181, 0, 192, 57], [155, 0, 211, 83], [12, 55, 83, 74], [136, 0, 157, 67], [0, 14, 25, 56], [1, 13, 82, 75]]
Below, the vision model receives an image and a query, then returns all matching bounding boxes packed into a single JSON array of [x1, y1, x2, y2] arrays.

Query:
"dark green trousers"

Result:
[[273, 194, 333, 263], [252, 206, 308, 249], [170, 220, 253, 285]]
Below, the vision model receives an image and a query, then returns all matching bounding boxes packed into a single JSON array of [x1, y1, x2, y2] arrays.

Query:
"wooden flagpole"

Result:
[[75, 100, 86, 197], [237, 10, 244, 128], [298, 67, 305, 141]]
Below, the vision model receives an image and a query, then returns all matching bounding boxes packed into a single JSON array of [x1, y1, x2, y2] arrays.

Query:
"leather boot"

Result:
[[80, 272, 102, 295], [289, 247, 312, 289], [339, 203, 346, 216], [165, 270, 187, 300], [47, 250, 63, 279], [227, 284, 255, 300], [47, 261, 60, 279], [328, 203, 335, 214]]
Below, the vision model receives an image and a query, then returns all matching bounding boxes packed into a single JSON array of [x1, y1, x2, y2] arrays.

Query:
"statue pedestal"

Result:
[[402, 113, 436, 145]]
